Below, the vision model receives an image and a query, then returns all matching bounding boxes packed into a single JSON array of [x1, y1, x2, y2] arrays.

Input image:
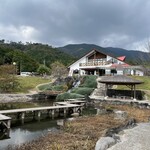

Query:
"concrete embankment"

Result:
[[0, 93, 50, 103], [108, 122, 150, 150]]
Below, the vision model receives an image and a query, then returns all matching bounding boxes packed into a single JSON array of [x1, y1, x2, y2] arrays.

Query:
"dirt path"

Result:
[[28, 78, 56, 94]]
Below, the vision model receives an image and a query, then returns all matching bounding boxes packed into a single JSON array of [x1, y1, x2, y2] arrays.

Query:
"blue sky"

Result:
[[0, 0, 150, 50]]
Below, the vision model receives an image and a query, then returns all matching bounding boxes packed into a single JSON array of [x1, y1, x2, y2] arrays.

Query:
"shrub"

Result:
[[56, 92, 84, 101], [38, 83, 52, 91], [71, 87, 94, 96], [80, 75, 97, 88], [52, 84, 68, 92]]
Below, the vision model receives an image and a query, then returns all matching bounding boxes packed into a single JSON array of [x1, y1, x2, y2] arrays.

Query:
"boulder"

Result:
[[71, 113, 79, 117], [95, 137, 116, 150], [114, 110, 127, 120]]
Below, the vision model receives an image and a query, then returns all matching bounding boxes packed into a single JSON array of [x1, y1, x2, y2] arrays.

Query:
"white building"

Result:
[[68, 49, 144, 76]]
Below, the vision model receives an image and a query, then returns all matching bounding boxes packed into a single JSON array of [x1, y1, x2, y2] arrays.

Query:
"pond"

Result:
[[0, 119, 59, 150], [0, 100, 96, 150]]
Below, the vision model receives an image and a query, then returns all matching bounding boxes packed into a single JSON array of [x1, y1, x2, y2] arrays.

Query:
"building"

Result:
[[68, 49, 144, 76]]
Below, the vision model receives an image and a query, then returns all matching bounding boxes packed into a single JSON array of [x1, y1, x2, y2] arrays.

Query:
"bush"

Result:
[[38, 83, 68, 92], [80, 75, 97, 88], [56, 92, 84, 101], [52, 84, 68, 92], [71, 87, 94, 96], [38, 83, 52, 91]]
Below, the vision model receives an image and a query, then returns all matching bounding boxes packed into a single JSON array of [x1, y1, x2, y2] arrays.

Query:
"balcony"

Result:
[[79, 59, 108, 67]]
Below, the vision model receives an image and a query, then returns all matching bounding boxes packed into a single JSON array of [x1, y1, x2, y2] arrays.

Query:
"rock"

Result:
[[71, 113, 79, 117], [107, 123, 150, 150], [123, 118, 136, 129], [114, 110, 127, 120], [57, 119, 65, 127], [95, 137, 116, 150], [96, 108, 107, 115]]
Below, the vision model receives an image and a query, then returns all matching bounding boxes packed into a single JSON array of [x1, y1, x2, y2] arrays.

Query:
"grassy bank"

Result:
[[116, 76, 150, 99], [16, 76, 51, 93], [0, 102, 40, 110], [15, 104, 150, 150], [116, 76, 150, 90]]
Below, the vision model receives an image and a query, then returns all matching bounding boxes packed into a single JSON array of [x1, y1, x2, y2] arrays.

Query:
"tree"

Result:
[[0, 65, 20, 93], [37, 65, 50, 76], [50, 61, 68, 78]]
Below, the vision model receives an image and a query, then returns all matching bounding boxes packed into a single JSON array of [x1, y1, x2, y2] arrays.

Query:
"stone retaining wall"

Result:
[[93, 99, 150, 109], [0, 93, 51, 103]]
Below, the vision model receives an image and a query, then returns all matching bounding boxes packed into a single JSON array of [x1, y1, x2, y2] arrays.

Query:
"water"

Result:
[[0, 101, 96, 150], [0, 119, 58, 150]]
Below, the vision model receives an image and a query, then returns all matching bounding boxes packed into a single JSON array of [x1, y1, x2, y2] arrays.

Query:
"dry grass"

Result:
[[15, 114, 124, 150], [107, 104, 150, 122], [15, 104, 150, 150]]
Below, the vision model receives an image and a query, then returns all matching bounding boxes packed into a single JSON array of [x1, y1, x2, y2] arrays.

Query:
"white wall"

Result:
[[135, 70, 144, 76], [68, 57, 86, 76], [117, 70, 123, 75]]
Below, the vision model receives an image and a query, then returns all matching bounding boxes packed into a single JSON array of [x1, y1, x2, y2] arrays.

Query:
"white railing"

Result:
[[79, 59, 108, 67]]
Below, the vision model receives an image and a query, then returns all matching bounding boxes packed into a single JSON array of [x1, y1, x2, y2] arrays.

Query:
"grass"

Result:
[[116, 76, 150, 99], [0, 102, 40, 110], [56, 92, 84, 101], [116, 76, 150, 90], [38, 84, 68, 92], [80, 75, 97, 88], [132, 76, 150, 90], [38, 83, 52, 91], [71, 87, 94, 96], [16, 76, 51, 93], [15, 104, 150, 150], [56, 75, 97, 101]]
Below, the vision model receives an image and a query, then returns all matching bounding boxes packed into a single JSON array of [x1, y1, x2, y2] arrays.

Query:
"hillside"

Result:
[[0, 41, 75, 72], [58, 44, 150, 65]]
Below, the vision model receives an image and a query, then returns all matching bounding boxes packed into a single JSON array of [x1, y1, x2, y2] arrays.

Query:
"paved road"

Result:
[[108, 123, 150, 150]]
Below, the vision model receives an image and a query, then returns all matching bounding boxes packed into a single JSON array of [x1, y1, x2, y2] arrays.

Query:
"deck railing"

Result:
[[79, 59, 108, 67]]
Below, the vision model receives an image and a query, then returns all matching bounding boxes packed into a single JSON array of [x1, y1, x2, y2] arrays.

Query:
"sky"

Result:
[[0, 0, 150, 51]]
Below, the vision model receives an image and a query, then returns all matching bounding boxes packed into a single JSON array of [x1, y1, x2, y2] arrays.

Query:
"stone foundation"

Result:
[[93, 99, 150, 110]]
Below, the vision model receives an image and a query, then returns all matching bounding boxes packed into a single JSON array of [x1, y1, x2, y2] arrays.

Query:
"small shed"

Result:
[[99, 75, 143, 100]]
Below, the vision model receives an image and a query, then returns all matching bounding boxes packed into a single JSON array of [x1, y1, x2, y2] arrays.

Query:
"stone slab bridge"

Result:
[[0, 100, 86, 131]]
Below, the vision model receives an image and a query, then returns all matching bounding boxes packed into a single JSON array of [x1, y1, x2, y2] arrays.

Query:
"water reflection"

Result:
[[0, 120, 58, 150]]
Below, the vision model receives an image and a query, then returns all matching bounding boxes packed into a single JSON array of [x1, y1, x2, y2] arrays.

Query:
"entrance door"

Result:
[[99, 69, 105, 76]]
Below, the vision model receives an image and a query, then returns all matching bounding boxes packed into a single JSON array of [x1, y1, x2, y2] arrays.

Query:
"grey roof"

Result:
[[99, 75, 143, 85]]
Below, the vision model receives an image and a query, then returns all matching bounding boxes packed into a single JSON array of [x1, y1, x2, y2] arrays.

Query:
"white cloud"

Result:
[[0, 24, 39, 43], [0, 0, 150, 50], [99, 34, 131, 48]]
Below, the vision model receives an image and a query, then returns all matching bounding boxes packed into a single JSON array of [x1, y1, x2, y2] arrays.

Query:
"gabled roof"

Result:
[[117, 56, 126, 61], [68, 48, 127, 68]]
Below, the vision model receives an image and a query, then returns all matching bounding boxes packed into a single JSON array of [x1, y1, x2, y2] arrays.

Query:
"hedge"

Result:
[[80, 75, 97, 88], [56, 92, 84, 101], [71, 87, 94, 96]]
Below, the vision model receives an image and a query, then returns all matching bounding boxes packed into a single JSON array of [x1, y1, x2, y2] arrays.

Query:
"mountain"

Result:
[[0, 41, 75, 72], [58, 44, 150, 65]]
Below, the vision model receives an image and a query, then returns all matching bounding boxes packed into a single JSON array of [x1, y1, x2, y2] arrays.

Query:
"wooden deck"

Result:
[[0, 114, 11, 121], [0, 114, 11, 130], [0, 100, 86, 130], [54, 100, 86, 106], [0, 104, 80, 114]]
